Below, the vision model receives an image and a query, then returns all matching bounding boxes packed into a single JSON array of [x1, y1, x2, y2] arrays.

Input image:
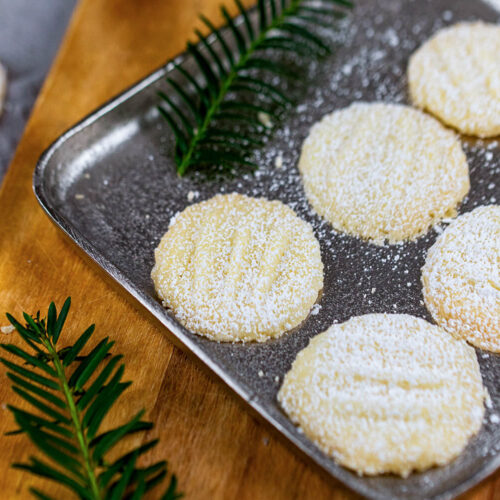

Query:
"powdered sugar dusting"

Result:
[[152, 193, 323, 342], [61, 0, 500, 494], [422, 205, 500, 352], [278, 314, 486, 477], [409, 22, 500, 138], [298, 102, 470, 245]]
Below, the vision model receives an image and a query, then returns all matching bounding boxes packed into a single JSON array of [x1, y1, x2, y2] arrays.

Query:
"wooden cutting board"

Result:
[[0, 1, 498, 498]]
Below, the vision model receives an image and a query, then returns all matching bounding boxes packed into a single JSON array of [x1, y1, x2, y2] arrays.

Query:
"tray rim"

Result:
[[32, 7, 500, 500]]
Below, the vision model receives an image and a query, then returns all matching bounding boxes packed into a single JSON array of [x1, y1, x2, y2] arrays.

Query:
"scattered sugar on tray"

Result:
[[310, 304, 321, 316], [274, 153, 283, 169], [485, 392, 493, 409], [147, 0, 499, 354], [442, 10, 453, 22], [412, 24, 423, 36], [383, 28, 399, 47], [341, 63, 353, 76], [186, 190, 199, 202], [258, 111, 273, 129]]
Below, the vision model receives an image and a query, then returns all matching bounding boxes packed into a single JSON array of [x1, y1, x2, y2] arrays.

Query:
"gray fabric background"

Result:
[[0, 0, 77, 181]]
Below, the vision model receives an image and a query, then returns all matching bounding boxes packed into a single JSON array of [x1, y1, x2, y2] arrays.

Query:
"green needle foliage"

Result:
[[159, 0, 352, 176], [0, 298, 181, 500]]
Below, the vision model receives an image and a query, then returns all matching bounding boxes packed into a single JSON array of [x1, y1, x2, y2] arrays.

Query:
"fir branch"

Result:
[[1, 298, 182, 500], [159, 0, 352, 176]]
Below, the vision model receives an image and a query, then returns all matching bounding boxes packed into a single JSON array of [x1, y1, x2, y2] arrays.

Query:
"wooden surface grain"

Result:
[[0, 1, 498, 499]]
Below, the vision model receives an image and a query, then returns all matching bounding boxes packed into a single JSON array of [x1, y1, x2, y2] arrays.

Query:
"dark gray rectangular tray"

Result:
[[33, 0, 500, 498]]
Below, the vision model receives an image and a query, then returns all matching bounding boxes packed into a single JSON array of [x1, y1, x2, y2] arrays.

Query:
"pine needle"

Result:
[[159, 0, 352, 176], [1, 298, 182, 500]]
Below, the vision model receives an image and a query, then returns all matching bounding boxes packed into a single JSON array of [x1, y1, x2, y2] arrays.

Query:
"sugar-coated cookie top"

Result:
[[409, 22, 500, 138], [152, 193, 323, 342], [299, 102, 469, 244], [278, 314, 485, 477], [422, 205, 500, 352]]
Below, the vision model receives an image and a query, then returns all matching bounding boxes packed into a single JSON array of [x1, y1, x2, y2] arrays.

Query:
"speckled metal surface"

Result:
[[33, 1, 500, 498]]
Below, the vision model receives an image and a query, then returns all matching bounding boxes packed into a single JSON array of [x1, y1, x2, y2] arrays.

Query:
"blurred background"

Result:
[[0, 0, 77, 181]]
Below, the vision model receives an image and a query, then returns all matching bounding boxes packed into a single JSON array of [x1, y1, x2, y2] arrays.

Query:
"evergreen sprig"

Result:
[[0, 298, 181, 500], [159, 0, 352, 176]]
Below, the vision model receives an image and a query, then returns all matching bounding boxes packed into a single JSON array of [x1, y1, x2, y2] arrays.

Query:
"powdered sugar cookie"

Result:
[[298, 103, 469, 244], [422, 205, 500, 352], [278, 314, 485, 477], [408, 22, 500, 138], [152, 193, 323, 342]]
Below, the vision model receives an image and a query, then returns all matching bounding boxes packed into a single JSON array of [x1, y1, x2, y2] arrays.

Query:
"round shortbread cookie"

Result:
[[278, 314, 485, 477], [422, 205, 500, 352], [408, 22, 500, 138], [298, 102, 470, 244], [152, 193, 324, 342]]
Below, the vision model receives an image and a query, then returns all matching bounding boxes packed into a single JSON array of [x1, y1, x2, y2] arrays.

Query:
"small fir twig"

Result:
[[159, 0, 352, 176], [0, 298, 182, 500]]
